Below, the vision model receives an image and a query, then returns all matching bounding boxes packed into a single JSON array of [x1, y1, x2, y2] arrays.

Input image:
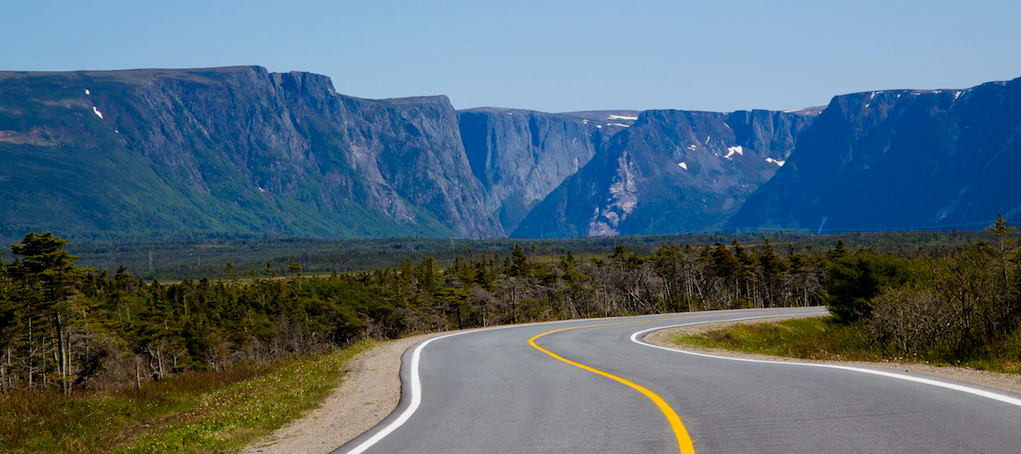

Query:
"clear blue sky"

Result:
[[3, 0, 1020, 113]]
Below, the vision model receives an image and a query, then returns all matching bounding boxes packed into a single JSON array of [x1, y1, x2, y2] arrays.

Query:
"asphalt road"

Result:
[[336, 307, 1021, 453]]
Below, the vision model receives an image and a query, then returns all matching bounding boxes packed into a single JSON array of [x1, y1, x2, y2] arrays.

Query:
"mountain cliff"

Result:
[[511, 109, 816, 237], [0, 66, 502, 241], [727, 78, 1021, 232], [457, 108, 635, 233], [3, 65, 1016, 241]]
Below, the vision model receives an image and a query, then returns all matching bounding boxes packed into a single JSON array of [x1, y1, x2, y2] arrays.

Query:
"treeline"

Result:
[[0, 233, 832, 393], [65, 230, 984, 281], [3, 222, 1013, 394], [826, 216, 1021, 363]]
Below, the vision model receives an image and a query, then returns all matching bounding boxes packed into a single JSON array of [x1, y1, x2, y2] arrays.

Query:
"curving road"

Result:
[[335, 308, 1021, 453]]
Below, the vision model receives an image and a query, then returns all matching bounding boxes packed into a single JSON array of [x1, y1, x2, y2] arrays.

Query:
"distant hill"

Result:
[[728, 78, 1021, 232]]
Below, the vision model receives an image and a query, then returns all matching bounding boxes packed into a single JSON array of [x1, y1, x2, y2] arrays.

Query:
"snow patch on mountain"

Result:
[[607, 114, 638, 121], [724, 146, 743, 160]]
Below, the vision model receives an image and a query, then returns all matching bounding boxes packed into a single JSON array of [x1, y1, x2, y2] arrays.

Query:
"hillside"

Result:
[[511, 109, 816, 237], [458, 108, 636, 233], [0, 67, 501, 242], [728, 78, 1021, 232], [2, 66, 1018, 241]]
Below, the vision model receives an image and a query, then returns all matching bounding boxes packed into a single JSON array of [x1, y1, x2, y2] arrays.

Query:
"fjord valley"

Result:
[[3, 65, 1021, 453], [3, 67, 1020, 243]]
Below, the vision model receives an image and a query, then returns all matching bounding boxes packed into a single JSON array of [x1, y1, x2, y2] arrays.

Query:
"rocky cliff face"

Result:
[[3, 65, 1015, 242], [727, 78, 1021, 232], [511, 109, 816, 237], [0, 66, 502, 241], [457, 108, 636, 232]]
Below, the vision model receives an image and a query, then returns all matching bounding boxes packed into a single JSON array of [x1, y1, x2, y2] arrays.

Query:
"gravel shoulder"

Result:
[[245, 315, 1021, 453], [644, 315, 1021, 396], [242, 332, 446, 454]]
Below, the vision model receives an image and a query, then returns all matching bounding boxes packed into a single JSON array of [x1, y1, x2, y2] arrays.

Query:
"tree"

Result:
[[0, 258, 15, 392], [826, 240, 849, 260], [988, 214, 1017, 259], [988, 215, 1017, 290], [825, 250, 911, 325], [758, 240, 783, 307], [510, 245, 530, 277], [10, 232, 83, 394]]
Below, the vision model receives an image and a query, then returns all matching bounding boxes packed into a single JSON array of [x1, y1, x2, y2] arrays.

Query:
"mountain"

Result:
[[3, 65, 1016, 242], [457, 108, 636, 233], [511, 109, 816, 237], [727, 77, 1021, 232], [0, 66, 502, 242]]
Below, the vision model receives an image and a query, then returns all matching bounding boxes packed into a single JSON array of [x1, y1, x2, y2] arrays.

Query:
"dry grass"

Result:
[[0, 342, 371, 453]]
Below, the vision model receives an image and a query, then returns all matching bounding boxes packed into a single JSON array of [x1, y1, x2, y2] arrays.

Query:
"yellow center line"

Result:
[[528, 317, 697, 454]]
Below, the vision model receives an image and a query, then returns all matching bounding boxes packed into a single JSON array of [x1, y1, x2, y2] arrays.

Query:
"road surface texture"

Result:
[[336, 307, 1021, 454]]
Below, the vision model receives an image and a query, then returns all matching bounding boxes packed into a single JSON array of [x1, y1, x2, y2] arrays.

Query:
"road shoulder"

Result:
[[644, 315, 1021, 396], [242, 332, 444, 454]]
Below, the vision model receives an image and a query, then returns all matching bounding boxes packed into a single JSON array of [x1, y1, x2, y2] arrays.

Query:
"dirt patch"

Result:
[[242, 332, 445, 454], [645, 315, 1021, 396]]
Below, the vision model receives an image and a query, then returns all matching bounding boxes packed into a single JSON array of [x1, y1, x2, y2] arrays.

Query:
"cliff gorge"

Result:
[[458, 108, 635, 233], [511, 109, 816, 237]]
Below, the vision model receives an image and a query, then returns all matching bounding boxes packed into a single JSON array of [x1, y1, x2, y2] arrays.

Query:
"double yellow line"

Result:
[[528, 319, 696, 454]]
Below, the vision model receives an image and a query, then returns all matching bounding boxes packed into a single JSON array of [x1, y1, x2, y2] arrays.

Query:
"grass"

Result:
[[670, 316, 885, 362], [670, 317, 1021, 375], [952, 329, 1021, 374], [0, 341, 374, 453]]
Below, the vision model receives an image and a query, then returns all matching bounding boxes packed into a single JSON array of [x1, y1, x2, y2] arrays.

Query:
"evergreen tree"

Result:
[[10, 232, 83, 394], [510, 245, 530, 277], [826, 250, 911, 325]]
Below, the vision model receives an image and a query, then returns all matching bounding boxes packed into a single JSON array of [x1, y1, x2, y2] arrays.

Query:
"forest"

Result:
[[825, 217, 1021, 363], [0, 223, 1017, 394]]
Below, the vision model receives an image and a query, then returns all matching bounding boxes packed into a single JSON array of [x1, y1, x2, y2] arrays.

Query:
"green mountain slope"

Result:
[[0, 67, 502, 242]]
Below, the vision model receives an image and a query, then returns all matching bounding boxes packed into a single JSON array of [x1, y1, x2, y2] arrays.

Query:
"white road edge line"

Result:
[[340, 312, 660, 453], [342, 330, 470, 454], [342, 309, 837, 452], [630, 314, 1021, 409]]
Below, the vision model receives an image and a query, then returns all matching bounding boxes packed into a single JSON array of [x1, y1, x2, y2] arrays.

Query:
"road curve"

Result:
[[335, 308, 1021, 453]]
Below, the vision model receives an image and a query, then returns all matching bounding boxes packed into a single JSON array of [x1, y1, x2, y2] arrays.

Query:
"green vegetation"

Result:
[[0, 223, 1016, 451], [825, 250, 912, 325], [2, 231, 836, 397], [0, 342, 369, 453], [65, 229, 988, 282], [672, 216, 1021, 373], [671, 317, 881, 362]]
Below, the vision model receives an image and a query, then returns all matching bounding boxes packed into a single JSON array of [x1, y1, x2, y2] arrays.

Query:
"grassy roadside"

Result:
[[669, 317, 883, 362], [1, 341, 374, 453], [669, 317, 1021, 374]]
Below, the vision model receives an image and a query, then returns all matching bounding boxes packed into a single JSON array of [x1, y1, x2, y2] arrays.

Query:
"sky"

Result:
[[3, 0, 1020, 113]]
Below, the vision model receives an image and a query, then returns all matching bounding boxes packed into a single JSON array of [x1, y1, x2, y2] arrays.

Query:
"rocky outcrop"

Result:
[[727, 78, 1021, 232], [511, 109, 816, 237]]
